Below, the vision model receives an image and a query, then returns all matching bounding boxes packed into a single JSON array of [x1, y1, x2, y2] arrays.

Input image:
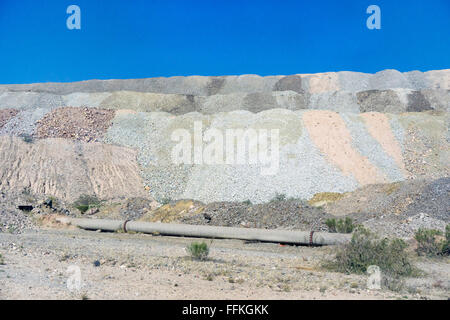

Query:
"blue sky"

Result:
[[0, 0, 449, 84]]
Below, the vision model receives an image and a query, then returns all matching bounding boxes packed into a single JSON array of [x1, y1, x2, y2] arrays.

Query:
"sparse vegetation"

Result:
[[73, 194, 101, 214], [204, 273, 215, 281], [59, 253, 71, 262], [0, 253, 5, 265], [442, 224, 450, 255], [20, 133, 34, 143], [280, 283, 291, 292], [324, 226, 416, 279], [325, 217, 355, 233], [6, 224, 17, 234], [44, 196, 57, 208], [186, 241, 209, 261], [414, 225, 450, 257], [243, 199, 252, 205], [80, 292, 89, 300], [160, 197, 172, 205]]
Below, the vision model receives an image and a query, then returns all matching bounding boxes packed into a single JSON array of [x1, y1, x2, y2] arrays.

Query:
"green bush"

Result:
[[414, 228, 442, 256], [442, 225, 450, 255], [326, 217, 355, 233], [0, 253, 4, 265], [160, 198, 172, 205], [414, 225, 450, 257], [73, 195, 101, 214], [20, 134, 34, 143], [186, 242, 209, 261], [324, 226, 415, 277]]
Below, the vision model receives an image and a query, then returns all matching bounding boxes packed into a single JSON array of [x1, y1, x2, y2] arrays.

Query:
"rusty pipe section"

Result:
[[70, 218, 351, 246]]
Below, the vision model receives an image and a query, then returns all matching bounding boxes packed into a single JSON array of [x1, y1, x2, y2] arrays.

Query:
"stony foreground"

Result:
[[0, 228, 448, 300]]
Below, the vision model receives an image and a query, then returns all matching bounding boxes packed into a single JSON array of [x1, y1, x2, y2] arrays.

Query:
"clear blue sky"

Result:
[[0, 0, 449, 84]]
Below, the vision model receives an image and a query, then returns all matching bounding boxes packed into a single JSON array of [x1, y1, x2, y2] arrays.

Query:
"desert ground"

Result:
[[0, 223, 448, 300]]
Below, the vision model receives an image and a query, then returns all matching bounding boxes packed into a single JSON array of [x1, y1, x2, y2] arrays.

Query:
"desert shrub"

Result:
[[80, 292, 89, 300], [186, 242, 209, 261], [160, 198, 172, 205], [326, 218, 337, 232], [0, 253, 4, 265], [242, 199, 252, 205], [414, 228, 442, 256], [382, 274, 405, 292], [442, 225, 450, 255], [324, 226, 415, 277], [326, 217, 355, 233], [44, 196, 57, 207], [73, 195, 101, 214], [20, 133, 34, 143], [415, 225, 450, 257]]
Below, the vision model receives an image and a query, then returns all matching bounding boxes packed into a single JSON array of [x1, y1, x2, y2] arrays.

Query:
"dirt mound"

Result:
[[404, 177, 449, 221], [321, 181, 423, 217], [35, 107, 115, 142], [0, 108, 19, 129], [172, 178, 448, 236], [139, 200, 204, 223], [181, 199, 332, 231], [321, 178, 449, 222], [0, 191, 37, 234], [92, 197, 159, 220], [0, 136, 148, 202]]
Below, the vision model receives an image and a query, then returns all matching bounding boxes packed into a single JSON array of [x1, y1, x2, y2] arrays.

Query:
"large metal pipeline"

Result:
[[69, 218, 351, 246]]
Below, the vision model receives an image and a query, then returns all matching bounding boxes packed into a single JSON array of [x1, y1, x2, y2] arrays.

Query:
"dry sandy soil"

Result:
[[0, 227, 448, 300]]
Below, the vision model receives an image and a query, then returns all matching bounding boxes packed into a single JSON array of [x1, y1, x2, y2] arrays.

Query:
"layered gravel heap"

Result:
[[35, 107, 115, 142], [0, 88, 447, 115], [0, 106, 55, 137], [0, 69, 448, 233], [0, 70, 448, 115], [0, 109, 18, 129], [104, 109, 448, 204], [1, 69, 448, 95]]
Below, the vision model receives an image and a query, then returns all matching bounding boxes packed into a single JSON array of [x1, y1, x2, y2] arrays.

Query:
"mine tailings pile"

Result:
[[0, 69, 448, 206]]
